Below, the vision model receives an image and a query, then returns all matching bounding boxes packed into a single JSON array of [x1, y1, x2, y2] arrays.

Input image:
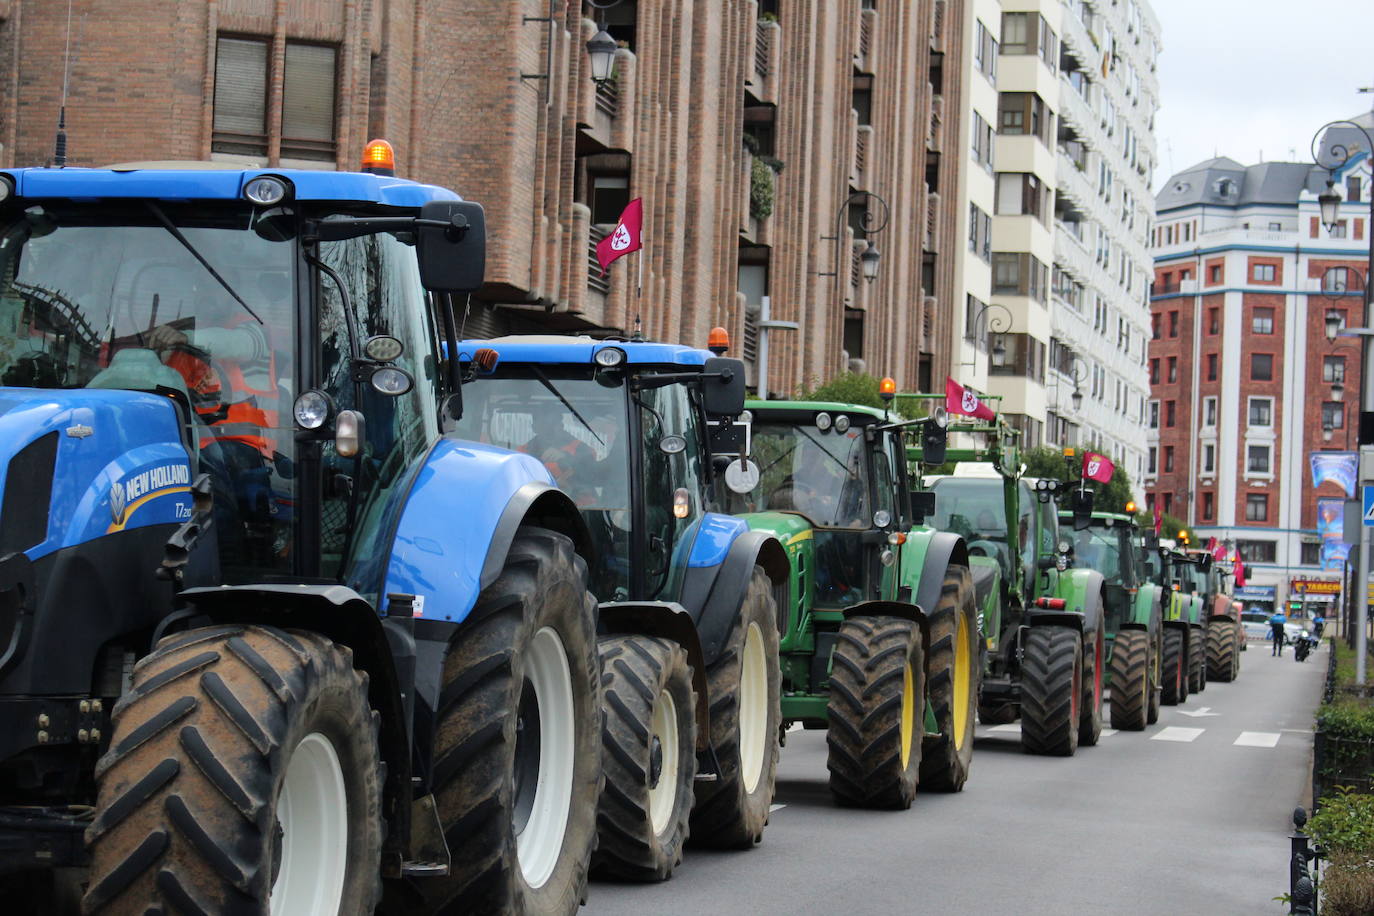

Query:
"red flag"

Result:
[[1231, 548, 1246, 587], [1209, 538, 1227, 561], [1152, 502, 1162, 535], [1081, 451, 1115, 483], [945, 377, 996, 421], [595, 198, 643, 276]]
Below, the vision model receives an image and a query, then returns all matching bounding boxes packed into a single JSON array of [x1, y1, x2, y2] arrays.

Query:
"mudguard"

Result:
[[1122, 583, 1164, 631], [681, 527, 788, 665], [380, 438, 586, 623], [899, 528, 969, 620], [739, 511, 815, 648], [1209, 593, 1238, 623], [1031, 568, 1105, 638], [599, 600, 712, 750]]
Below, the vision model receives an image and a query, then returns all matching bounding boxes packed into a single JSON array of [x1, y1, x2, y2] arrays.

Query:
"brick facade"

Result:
[[0, 0, 964, 395]]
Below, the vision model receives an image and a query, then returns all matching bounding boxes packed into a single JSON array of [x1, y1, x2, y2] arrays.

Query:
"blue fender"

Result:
[[380, 438, 588, 623], [679, 515, 788, 664]]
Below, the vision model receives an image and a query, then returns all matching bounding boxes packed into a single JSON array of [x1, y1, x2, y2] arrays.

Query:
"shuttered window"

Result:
[[281, 43, 337, 160], [212, 37, 268, 156]]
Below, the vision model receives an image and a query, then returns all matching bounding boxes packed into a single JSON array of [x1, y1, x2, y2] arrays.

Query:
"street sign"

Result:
[[1364, 485, 1374, 526]]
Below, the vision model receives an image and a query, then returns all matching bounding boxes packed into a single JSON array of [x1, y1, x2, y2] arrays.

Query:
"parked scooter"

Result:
[[1293, 629, 1319, 662]]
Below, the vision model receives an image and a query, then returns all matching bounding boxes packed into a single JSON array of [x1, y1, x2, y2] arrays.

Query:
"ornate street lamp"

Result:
[[586, 29, 618, 83]]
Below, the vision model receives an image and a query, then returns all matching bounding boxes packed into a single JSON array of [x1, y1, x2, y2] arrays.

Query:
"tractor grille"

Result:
[[0, 432, 57, 556]]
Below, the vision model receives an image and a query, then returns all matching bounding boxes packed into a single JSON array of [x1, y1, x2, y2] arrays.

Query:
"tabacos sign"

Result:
[[109, 462, 191, 529]]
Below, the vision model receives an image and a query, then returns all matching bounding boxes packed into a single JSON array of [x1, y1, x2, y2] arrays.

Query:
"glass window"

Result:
[[1323, 401, 1345, 429], [281, 43, 338, 161], [1236, 539, 1276, 563], [1203, 443, 1215, 472], [1252, 308, 1274, 334], [213, 37, 269, 156], [746, 420, 870, 530], [1246, 445, 1270, 473], [1245, 493, 1268, 521], [1207, 353, 1217, 381], [1203, 397, 1217, 427], [1252, 263, 1276, 282], [1251, 353, 1273, 381], [637, 383, 705, 600], [1323, 356, 1346, 383], [1248, 398, 1272, 426]]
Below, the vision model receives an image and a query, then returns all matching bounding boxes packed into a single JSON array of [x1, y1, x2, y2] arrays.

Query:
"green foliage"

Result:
[[1322, 851, 1374, 916], [750, 156, 775, 221], [1310, 787, 1374, 854], [1318, 699, 1374, 742], [799, 372, 886, 410]]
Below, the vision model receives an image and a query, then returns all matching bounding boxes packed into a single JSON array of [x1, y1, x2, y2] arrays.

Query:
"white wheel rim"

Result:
[[647, 688, 680, 836], [739, 621, 768, 795], [514, 626, 575, 889], [270, 733, 348, 916]]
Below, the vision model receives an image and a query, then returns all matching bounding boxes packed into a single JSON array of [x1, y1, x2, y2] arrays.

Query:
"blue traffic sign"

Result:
[[1364, 485, 1374, 526]]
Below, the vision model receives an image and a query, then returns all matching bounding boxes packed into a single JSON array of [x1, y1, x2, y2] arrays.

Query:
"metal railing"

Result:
[[587, 226, 610, 294], [595, 78, 619, 118], [754, 23, 771, 78], [1287, 808, 1321, 915]]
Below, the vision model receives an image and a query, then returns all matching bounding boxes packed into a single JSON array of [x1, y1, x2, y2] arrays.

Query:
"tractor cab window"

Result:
[[450, 370, 630, 600], [748, 421, 870, 529], [636, 381, 705, 601], [1074, 525, 1124, 583], [930, 477, 1012, 580], [313, 228, 442, 590], [871, 442, 895, 524], [0, 201, 299, 581]]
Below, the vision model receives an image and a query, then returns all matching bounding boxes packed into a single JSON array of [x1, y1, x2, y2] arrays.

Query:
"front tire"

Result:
[[592, 636, 697, 881], [1161, 628, 1185, 705], [826, 616, 925, 808], [1207, 620, 1238, 682], [1108, 629, 1149, 730], [1079, 626, 1104, 747], [1188, 627, 1206, 693], [689, 566, 780, 847], [919, 567, 979, 791], [1020, 626, 1082, 757], [85, 625, 383, 916], [418, 526, 600, 916]]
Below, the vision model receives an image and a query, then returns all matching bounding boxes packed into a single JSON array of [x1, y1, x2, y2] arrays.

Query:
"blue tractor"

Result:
[[0, 150, 604, 914], [449, 335, 789, 880]]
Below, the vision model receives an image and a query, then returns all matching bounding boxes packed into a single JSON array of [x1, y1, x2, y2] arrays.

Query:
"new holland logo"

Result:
[[109, 481, 126, 526]]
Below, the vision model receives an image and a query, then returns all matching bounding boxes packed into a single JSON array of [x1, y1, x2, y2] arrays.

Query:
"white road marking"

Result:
[[985, 724, 1021, 734], [786, 722, 803, 733], [1151, 726, 1205, 742], [769, 804, 787, 812], [1234, 731, 1281, 748], [1177, 707, 1220, 718], [1100, 728, 1118, 737]]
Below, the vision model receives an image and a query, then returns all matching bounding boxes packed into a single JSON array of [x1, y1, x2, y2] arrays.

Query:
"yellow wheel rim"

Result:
[[900, 660, 916, 768], [953, 612, 971, 747]]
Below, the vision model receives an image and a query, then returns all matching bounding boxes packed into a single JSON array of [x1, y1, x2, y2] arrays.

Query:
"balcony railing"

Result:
[[595, 78, 619, 118], [754, 22, 771, 78], [588, 226, 610, 294]]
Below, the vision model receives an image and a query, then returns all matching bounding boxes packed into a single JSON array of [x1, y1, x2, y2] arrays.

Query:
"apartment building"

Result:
[[1148, 116, 1373, 608], [0, 0, 966, 396], [954, 0, 1159, 487]]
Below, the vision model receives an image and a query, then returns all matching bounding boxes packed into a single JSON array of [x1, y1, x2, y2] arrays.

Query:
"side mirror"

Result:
[[417, 200, 486, 293], [1070, 488, 1095, 531], [920, 420, 947, 466], [702, 357, 747, 417], [910, 490, 936, 523]]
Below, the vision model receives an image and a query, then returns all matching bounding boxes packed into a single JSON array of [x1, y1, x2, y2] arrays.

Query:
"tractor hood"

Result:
[[0, 388, 191, 561]]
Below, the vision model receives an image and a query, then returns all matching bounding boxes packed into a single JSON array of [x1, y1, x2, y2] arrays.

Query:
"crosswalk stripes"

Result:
[[1150, 726, 1205, 742], [976, 723, 1293, 746], [1234, 731, 1281, 747]]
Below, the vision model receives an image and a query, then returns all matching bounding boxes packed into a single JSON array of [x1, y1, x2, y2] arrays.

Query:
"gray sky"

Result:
[[1150, 0, 1374, 193]]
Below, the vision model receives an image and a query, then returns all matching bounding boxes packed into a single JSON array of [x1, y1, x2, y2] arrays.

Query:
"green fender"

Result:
[[738, 511, 815, 652], [1037, 568, 1105, 638], [897, 526, 969, 612], [1125, 583, 1163, 630]]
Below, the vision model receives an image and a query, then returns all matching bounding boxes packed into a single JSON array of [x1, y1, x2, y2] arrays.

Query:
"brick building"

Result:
[[1149, 118, 1373, 609], [0, 0, 965, 395]]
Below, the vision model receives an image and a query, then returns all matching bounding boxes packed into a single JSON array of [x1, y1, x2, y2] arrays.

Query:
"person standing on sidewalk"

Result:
[[1269, 608, 1288, 656]]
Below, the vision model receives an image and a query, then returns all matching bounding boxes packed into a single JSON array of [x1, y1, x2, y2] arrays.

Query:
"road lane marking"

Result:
[[1151, 726, 1205, 742], [769, 804, 787, 812], [1100, 728, 1118, 737], [985, 724, 1021, 734], [1177, 707, 1220, 718], [1234, 731, 1281, 748]]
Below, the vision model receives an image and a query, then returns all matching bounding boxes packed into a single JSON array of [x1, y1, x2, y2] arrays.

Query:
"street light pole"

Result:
[[1314, 118, 1374, 684]]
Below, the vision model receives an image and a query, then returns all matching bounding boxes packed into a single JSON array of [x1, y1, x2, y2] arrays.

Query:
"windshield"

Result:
[[930, 477, 1006, 543], [744, 420, 871, 528], [1074, 525, 1129, 584], [452, 372, 630, 598]]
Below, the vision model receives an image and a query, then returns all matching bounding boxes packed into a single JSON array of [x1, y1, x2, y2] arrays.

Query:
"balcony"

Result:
[[853, 124, 872, 190], [588, 225, 611, 295], [925, 189, 940, 252], [930, 0, 946, 53], [855, 8, 876, 72], [927, 94, 943, 153]]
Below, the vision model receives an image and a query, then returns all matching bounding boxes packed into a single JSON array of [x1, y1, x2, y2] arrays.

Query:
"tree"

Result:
[[799, 372, 886, 409]]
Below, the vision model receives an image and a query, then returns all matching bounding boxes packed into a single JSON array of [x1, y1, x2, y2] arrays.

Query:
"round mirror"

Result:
[[659, 435, 687, 455], [724, 458, 761, 494], [363, 335, 405, 362], [370, 366, 414, 396]]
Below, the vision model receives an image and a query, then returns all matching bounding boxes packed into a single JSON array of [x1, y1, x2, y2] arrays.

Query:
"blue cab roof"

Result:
[[2, 166, 461, 208], [457, 335, 710, 367]]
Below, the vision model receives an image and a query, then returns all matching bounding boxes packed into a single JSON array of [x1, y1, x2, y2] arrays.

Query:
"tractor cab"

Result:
[[1062, 513, 1141, 634]]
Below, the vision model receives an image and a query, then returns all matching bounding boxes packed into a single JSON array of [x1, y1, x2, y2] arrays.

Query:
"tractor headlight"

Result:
[[594, 347, 626, 368], [293, 389, 333, 430], [834, 414, 851, 433], [815, 412, 832, 431], [370, 366, 414, 396], [243, 175, 290, 206]]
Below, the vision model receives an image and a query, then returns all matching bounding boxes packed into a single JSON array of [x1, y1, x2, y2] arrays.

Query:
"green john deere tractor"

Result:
[[724, 395, 981, 806], [1060, 510, 1163, 730], [1140, 539, 1208, 704], [907, 401, 1106, 757]]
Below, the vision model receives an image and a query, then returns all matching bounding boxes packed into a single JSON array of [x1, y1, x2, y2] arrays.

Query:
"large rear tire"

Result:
[[1019, 626, 1082, 757], [1188, 626, 1206, 694], [919, 567, 979, 791], [1108, 628, 1149, 730], [1161, 628, 1185, 706], [689, 566, 780, 847], [1147, 629, 1162, 724], [826, 616, 925, 808], [417, 527, 600, 915], [85, 625, 383, 916], [1079, 626, 1105, 747], [591, 636, 697, 881], [1207, 620, 1238, 682]]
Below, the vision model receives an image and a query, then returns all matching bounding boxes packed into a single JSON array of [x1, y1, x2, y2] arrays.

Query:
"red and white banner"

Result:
[[595, 198, 643, 276], [1081, 451, 1115, 483], [945, 377, 996, 421]]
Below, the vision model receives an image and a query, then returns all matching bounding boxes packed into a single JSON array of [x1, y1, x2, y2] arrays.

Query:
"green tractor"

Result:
[[908, 404, 1106, 757], [1181, 548, 1243, 681], [726, 395, 981, 806], [1140, 538, 1209, 704], [1060, 510, 1163, 730]]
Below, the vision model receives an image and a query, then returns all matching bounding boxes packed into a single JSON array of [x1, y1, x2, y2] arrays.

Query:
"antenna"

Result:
[[52, 0, 74, 167]]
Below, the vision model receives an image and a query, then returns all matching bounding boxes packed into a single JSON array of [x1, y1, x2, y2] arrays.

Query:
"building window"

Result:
[[1324, 355, 1346, 383], [1252, 263, 1276, 282], [1202, 491, 1214, 520], [1203, 397, 1217, 427], [1207, 353, 1217, 381], [1325, 267, 1351, 293], [974, 20, 999, 82], [1330, 221, 1348, 239], [1202, 442, 1215, 473], [590, 175, 631, 225], [992, 252, 1049, 303], [1151, 314, 1161, 339], [1167, 356, 1177, 383], [1247, 445, 1271, 474], [1237, 539, 1277, 563], [1147, 447, 1157, 474], [1164, 445, 1174, 472], [971, 111, 995, 171], [996, 172, 1051, 223], [1208, 264, 1222, 284], [1248, 397, 1272, 427], [1250, 353, 1273, 381], [1149, 358, 1159, 385], [1252, 307, 1274, 334], [997, 92, 1052, 146], [1300, 541, 1321, 565], [212, 36, 338, 162], [1165, 400, 1176, 427], [1163, 493, 1173, 514], [1323, 401, 1345, 429], [1348, 176, 1362, 204], [988, 333, 1047, 382], [1245, 493, 1268, 521], [1208, 307, 1220, 334], [1169, 311, 1179, 337], [1148, 400, 1159, 429]]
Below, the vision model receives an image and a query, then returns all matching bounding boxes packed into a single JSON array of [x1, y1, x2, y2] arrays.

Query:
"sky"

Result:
[[1149, 0, 1374, 194]]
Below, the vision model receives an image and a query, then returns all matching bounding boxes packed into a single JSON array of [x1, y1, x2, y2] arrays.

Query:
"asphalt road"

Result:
[[586, 639, 1329, 915]]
